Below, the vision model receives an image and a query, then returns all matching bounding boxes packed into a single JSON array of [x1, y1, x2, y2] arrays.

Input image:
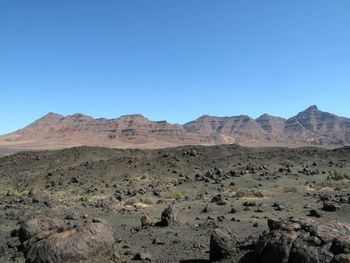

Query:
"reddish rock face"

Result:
[[0, 105, 349, 149]]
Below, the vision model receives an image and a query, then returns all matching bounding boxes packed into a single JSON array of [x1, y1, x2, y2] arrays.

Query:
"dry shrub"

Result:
[[233, 188, 264, 198], [283, 187, 297, 193]]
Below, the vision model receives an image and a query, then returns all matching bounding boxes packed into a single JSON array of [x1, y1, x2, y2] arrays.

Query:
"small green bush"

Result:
[[171, 191, 183, 200], [8, 188, 30, 197]]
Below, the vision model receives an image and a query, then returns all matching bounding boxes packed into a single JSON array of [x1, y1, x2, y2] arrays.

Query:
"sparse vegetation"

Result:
[[327, 170, 350, 181], [139, 196, 155, 205], [80, 193, 94, 202], [233, 189, 264, 198], [7, 188, 30, 197], [171, 191, 183, 200], [320, 180, 350, 191], [123, 197, 139, 206], [1, 144, 350, 262], [283, 186, 298, 193]]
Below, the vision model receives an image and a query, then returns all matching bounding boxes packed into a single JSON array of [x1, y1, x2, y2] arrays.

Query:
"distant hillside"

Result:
[[0, 105, 349, 150]]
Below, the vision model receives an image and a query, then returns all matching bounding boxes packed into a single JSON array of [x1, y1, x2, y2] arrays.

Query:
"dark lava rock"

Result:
[[202, 205, 212, 213], [243, 201, 256, 207], [133, 251, 152, 261], [158, 205, 178, 226], [309, 209, 322, 218], [211, 194, 223, 203], [16, 216, 115, 263], [217, 216, 225, 222], [239, 217, 350, 263], [333, 254, 350, 263], [71, 176, 79, 183], [323, 202, 339, 212], [229, 208, 237, 214], [210, 228, 238, 262], [216, 200, 227, 206]]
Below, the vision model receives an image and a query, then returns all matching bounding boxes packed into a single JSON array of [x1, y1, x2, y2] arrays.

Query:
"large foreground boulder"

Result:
[[209, 217, 350, 262], [210, 228, 239, 262], [17, 216, 116, 263], [241, 217, 350, 263]]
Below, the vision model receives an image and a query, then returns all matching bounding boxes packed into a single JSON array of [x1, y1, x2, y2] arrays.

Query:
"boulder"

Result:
[[133, 251, 152, 261], [210, 228, 238, 262], [140, 215, 153, 227], [309, 209, 322, 218], [256, 203, 268, 212], [333, 254, 350, 263], [158, 206, 178, 226], [17, 217, 115, 263], [19, 216, 65, 243], [323, 202, 338, 212], [211, 194, 223, 203], [241, 218, 350, 263]]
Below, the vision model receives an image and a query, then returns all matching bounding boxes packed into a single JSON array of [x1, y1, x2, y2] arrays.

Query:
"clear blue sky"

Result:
[[1, 0, 350, 134]]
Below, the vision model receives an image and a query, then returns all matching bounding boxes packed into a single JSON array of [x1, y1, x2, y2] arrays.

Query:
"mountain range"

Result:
[[0, 105, 349, 150]]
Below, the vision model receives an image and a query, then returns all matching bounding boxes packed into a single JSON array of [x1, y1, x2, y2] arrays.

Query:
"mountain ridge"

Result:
[[1, 105, 349, 150]]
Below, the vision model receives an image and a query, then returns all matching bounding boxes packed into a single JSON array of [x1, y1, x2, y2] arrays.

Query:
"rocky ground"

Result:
[[0, 144, 349, 262]]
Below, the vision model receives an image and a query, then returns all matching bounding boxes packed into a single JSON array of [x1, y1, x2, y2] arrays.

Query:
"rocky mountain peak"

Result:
[[0, 106, 349, 149], [304, 105, 319, 112], [38, 112, 64, 121]]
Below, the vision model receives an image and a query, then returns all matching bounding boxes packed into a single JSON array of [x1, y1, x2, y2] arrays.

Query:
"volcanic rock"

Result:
[[158, 206, 178, 226], [210, 228, 239, 262], [17, 217, 115, 263], [240, 217, 350, 263]]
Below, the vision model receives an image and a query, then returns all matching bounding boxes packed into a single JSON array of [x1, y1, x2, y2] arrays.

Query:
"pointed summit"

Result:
[[304, 105, 319, 112], [40, 112, 64, 119], [34, 112, 63, 124]]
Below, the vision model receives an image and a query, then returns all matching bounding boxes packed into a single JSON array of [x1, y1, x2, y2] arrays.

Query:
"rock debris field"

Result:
[[0, 144, 350, 262]]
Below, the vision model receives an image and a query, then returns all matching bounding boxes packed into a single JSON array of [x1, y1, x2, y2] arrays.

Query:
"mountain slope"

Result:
[[284, 105, 350, 145], [255, 114, 286, 135], [0, 106, 349, 149], [183, 115, 267, 143], [1, 113, 215, 149]]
